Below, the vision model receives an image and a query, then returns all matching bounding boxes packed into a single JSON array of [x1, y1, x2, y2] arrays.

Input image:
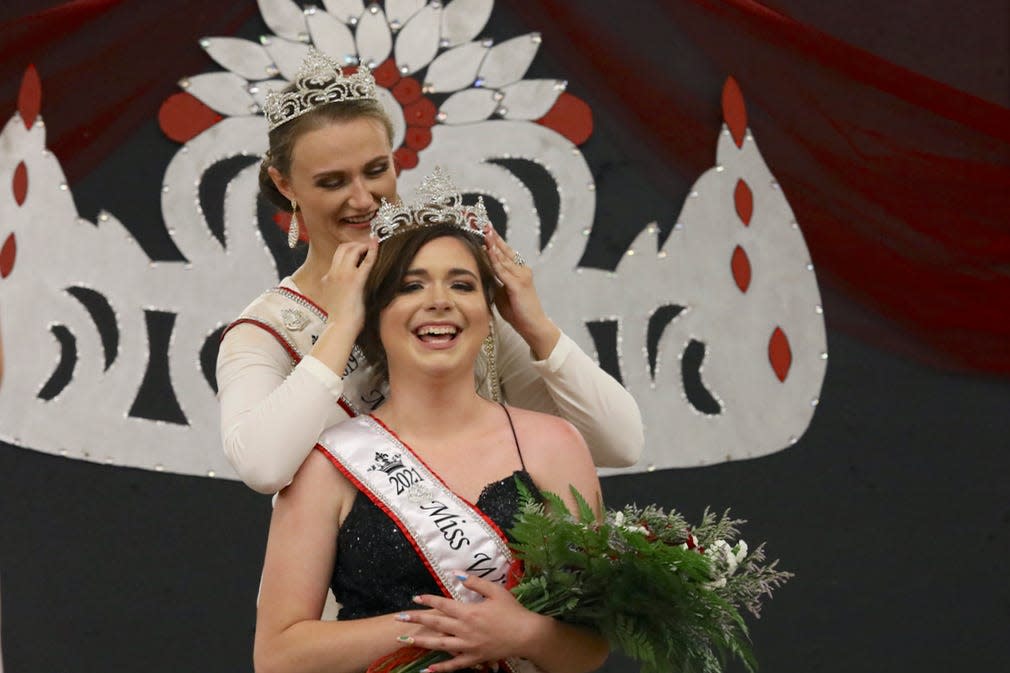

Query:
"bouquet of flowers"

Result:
[[370, 482, 791, 673]]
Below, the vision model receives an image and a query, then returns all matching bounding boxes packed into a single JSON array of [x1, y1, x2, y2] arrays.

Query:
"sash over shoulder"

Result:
[[315, 415, 543, 673], [315, 415, 513, 603], [222, 285, 388, 416]]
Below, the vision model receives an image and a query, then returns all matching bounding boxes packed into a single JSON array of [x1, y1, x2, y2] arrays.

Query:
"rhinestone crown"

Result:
[[372, 168, 490, 243], [263, 49, 377, 131]]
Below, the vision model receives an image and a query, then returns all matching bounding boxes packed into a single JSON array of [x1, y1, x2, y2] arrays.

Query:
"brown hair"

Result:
[[359, 225, 497, 381], [258, 97, 395, 210]]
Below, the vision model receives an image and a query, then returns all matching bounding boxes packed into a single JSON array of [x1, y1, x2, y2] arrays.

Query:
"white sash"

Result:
[[316, 415, 514, 602], [224, 285, 389, 416], [317, 415, 543, 673]]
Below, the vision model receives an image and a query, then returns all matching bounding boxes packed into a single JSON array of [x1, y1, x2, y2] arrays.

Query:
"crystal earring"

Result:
[[482, 320, 501, 402], [288, 199, 300, 248]]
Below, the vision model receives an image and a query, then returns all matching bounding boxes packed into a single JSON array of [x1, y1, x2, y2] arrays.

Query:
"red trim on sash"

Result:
[[337, 397, 357, 418], [221, 319, 358, 419], [314, 444, 453, 599], [367, 415, 513, 546], [275, 286, 329, 319]]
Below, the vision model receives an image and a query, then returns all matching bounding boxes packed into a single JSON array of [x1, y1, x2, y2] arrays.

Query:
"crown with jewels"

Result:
[[263, 48, 377, 131], [371, 167, 490, 243]]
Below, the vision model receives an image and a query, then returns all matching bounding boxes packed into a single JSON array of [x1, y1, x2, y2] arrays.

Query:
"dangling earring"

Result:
[[288, 199, 300, 248], [482, 319, 501, 402]]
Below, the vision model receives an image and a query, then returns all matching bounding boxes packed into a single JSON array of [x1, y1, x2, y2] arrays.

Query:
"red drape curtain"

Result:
[[3, 0, 1008, 373], [507, 0, 1010, 375], [0, 0, 256, 181]]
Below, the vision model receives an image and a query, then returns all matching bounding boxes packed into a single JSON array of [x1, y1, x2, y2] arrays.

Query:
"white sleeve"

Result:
[[217, 323, 350, 494], [494, 315, 644, 468]]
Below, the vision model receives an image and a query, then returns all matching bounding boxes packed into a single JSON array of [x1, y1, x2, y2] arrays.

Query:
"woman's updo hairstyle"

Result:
[[258, 96, 395, 210], [359, 224, 497, 382]]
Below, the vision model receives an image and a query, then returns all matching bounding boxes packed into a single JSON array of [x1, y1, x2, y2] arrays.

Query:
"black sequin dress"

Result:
[[331, 470, 539, 620]]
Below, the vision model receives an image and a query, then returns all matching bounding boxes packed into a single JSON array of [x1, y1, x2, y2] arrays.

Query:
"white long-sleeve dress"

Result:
[[217, 277, 643, 495]]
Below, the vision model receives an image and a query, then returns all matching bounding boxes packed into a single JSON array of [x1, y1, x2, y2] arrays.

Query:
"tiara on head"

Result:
[[371, 167, 490, 243], [263, 48, 377, 131]]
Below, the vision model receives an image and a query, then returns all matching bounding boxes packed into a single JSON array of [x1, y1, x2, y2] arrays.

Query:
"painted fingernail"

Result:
[[412, 595, 424, 604], [419, 668, 431, 673], [395, 612, 411, 622], [453, 571, 468, 581], [397, 635, 415, 644]]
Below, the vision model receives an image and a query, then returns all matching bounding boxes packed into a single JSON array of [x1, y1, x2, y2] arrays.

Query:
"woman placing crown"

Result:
[[253, 194, 607, 673], [217, 49, 641, 492]]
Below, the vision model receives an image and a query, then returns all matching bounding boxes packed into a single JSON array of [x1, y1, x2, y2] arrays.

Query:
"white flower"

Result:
[[610, 510, 650, 535], [711, 539, 739, 575], [734, 540, 748, 564]]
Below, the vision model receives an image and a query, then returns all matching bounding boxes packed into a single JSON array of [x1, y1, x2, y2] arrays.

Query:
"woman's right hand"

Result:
[[318, 236, 378, 332]]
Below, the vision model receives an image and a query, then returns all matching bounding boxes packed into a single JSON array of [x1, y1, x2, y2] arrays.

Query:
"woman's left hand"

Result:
[[484, 227, 560, 360], [396, 574, 543, 672]]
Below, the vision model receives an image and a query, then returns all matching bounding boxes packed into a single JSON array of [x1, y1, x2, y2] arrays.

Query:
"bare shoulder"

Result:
[[505, 406, 600, 509], [504, 406, 588, 457], [276, 448, 357, 521]]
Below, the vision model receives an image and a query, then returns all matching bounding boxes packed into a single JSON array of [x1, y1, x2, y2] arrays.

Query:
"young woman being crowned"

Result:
[[253, 170, 607, 673]]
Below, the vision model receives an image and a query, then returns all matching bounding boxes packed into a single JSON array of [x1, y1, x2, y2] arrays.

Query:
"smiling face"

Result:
[[268, 115, 397, 246], [378, 235, 492, 381]]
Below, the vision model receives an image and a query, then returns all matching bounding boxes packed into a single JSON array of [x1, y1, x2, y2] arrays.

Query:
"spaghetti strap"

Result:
[[500, 403, 526, 471]]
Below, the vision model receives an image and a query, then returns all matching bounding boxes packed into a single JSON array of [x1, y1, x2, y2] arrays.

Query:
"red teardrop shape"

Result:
[[403, 97, 437, 127], [731, 245, 751, 293], [372, 59, 401, 88], [734, 179, 753, 226], [0, 233, 16, 279], [13, 162, 28, 206], [158, 93, 223, 143], [769, 327, 792, 382], [405, 126, 432, 152], [721, 76, 747, 149], [392, 77, 422, 104], [18, 65, 41, 131], [536, 92, 593, 146], [394, 147, 418, 173]]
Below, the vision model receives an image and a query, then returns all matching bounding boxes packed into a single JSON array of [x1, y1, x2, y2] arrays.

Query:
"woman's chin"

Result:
[[329, 221, 373, 245]]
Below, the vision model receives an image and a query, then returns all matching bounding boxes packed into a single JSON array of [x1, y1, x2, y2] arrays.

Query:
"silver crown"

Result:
[[263, 48, 377, 131], [371, 167, 490, 243]]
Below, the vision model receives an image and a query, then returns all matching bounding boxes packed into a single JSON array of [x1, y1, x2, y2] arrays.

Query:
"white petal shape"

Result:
[[262, 36, 313, 81], [425, 41, 487, 93], [306, 9, 359, 65], [257, 0, 308, 41], [322, 0, 365, 23], [394, 3, 442, 75], [441, 0, 493, 47], [499, 79, 565, 120], [183, 72, 257, 116], [438, 88, 499, 124], [355, 5, 393, 67], [201, 37, 276, 81], [385, 0, 426, 30], [478, 33, 541, 88], [375, 87, 406, 149], [246, 78, 288, 108]]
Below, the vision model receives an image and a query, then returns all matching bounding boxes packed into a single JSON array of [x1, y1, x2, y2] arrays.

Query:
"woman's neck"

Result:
[[290, 243, 336, 301], [378, 371, 490, 440]]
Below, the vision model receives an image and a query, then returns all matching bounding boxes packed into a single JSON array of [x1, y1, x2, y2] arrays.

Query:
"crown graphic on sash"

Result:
[[368, 452, 405, 474]]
